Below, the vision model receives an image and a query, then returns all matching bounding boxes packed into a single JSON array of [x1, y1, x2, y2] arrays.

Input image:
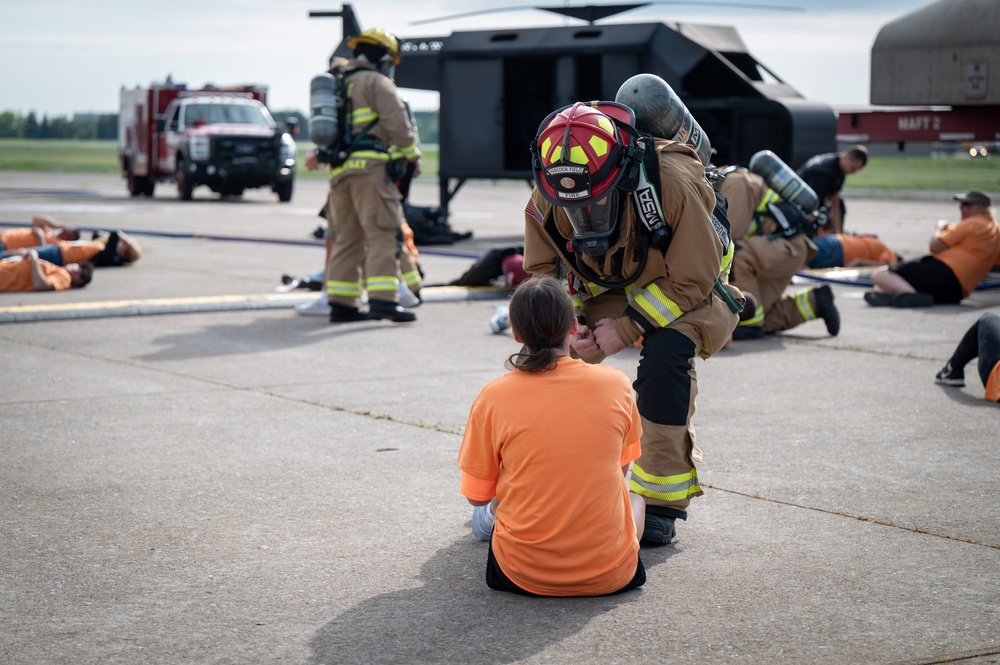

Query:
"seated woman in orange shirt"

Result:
[[458, 276, 646, 597]]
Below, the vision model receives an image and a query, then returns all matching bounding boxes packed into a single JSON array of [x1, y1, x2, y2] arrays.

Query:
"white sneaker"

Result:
[[295, 294, 331, 317], [489, 306, 509, 334], [398, 281, 421, 308]]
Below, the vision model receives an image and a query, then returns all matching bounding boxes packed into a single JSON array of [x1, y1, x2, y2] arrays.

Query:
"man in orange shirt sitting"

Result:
[[0, 251, 93, 292], [865, 189, 1000, 307]]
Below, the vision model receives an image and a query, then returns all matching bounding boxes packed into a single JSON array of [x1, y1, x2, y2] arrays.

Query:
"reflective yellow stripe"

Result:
[[740, 312, 764, 328], [747, 189, 780, 238], [626, 282, 683, 327], [795, 289, 817, 321], [571, 293, 583, 308], [720, 240, 734, 274], [365, 275, 398, 293], [629, 463, 701, 501], [327, 280, 360, 297], [396, 140, 420, 160], [739, 303, 764, 326], [352, 106, 377, 126], [756, 188, 781, 212], [328, 152, 391, 178], [401, 269, 421, 287]]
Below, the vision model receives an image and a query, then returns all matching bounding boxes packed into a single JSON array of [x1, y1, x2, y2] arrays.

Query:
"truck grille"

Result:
[[213, 136, 278, 165]]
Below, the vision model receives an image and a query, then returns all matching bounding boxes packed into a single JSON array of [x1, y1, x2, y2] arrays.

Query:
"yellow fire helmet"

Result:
[[346, 28, 402, 65]]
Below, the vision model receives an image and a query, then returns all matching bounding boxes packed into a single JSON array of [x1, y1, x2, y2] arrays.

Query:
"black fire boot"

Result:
[[641, 505, 685, 547], [368, 299, 416, 323], [812, 284, 841, 336], [329, 303, 372, 324]]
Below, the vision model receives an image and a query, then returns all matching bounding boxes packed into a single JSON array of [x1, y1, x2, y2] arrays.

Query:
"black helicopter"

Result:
[[311, 3, 836, 212]]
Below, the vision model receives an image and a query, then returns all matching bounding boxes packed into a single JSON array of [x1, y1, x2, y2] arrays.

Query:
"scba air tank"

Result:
[[615, 73, 712, 166], [748, 150, 819, 212], [309, 73, 338, 148]]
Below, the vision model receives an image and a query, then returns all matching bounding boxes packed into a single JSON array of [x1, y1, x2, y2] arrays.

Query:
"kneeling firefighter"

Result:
[[310, 27, 422, 323], [720, 150, 841, 340], [522, 84, 744, 545]]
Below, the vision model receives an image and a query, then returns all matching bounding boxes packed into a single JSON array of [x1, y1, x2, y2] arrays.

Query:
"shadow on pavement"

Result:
[[309, 538, 679, 665]]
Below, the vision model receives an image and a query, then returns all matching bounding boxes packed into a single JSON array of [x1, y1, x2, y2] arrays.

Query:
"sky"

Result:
[[0, 0, 936, 118]]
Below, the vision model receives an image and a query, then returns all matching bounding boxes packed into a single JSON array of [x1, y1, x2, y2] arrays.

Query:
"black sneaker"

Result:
[[893, 292, 934, 308], [330, 303, 372, 323], [368, 300, 417, 323], [641, 509, 677, 546], [935, 362, 965, 387], [864, 291, 895, 307], [812, 284, 840, 336]]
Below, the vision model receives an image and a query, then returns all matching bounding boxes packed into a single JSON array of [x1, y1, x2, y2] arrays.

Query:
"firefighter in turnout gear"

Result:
[[322, 28, 421, 323], [522, 100, 743, 546], [720, 167, 841, 340]]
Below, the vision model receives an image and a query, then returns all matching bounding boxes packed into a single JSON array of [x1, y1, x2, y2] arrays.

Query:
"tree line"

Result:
[[0, 111, 119, 140], [0, 109, 440, 144]]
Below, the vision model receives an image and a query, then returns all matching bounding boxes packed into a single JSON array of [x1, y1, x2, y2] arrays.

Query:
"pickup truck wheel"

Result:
[[176, 159, 194, 201], [276, 179, 294, 203]]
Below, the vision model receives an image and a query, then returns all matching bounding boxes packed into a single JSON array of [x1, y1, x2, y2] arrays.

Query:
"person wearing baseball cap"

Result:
[[952, 188, 992, 207], [864, 188, 999, 307]]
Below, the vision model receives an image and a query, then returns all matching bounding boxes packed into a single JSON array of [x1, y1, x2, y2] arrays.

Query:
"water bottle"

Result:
[[615, 73, 712, 166], [748, 150, 820, 212], [309, 73, 338, 148]]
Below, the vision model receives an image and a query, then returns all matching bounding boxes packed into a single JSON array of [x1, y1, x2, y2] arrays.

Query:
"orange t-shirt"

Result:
[[458, 356, 642, 596], [57, 241, 103, 264], [935, 213, 1000, 296], [837, 234, 897, 265], [0, 228, 47, 250], [0, 258, 71, 291]]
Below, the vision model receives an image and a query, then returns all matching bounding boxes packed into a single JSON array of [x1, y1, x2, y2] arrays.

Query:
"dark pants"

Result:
[[890, 256, 965, 303], [486, 538, 646, 597], [949, 312, 1000, 385]]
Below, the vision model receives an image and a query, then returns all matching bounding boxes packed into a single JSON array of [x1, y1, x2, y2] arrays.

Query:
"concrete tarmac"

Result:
[[1, 171, 998, 665]]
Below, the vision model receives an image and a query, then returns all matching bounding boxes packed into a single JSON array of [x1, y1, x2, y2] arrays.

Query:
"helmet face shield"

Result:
[[564, 190, 620, 256]]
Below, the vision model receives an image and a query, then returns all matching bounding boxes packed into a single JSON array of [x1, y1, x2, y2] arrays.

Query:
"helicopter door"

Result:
[[502, 56, 556, 173], [440, 58, 504, 179]]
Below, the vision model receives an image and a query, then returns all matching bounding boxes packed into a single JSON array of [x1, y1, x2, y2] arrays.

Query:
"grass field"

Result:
[[0, 139, 438, 180], [0, 139, 996, 192]]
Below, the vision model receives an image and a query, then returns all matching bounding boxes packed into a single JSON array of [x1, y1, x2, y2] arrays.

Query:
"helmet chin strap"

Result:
[[378, 56, 396, 80]]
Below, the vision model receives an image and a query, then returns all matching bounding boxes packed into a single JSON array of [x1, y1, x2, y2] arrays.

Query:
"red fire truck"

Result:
[[118, 82, 297, 201]]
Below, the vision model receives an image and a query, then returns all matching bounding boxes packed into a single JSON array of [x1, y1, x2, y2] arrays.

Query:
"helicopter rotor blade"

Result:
[[410, 1, 803, 26]]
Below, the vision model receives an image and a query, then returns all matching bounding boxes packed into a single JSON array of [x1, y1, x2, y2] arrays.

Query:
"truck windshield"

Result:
[[185, 103, 274, 127]]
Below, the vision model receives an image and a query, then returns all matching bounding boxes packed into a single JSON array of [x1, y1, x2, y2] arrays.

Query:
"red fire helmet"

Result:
[[532, 102, 635, 207]]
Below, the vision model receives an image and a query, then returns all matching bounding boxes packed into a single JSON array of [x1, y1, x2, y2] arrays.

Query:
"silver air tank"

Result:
[[309, 73, 338, 148], [748, 150, 820, 212], [615, 73, 712, 166]]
